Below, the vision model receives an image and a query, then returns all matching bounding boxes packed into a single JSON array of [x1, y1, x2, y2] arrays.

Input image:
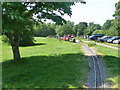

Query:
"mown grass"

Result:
[[80, 38, 120, 48], [2, 37, 88, 88], [94, 45, 119, 88], [99, 42, 120, 48]]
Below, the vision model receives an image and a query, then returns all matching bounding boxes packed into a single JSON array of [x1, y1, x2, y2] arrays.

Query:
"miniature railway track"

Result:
[[78, 43, 104, 89]]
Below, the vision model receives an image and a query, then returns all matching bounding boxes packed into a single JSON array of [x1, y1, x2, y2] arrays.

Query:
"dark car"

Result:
[[89, 35, 104, 41], [107, 36, 120, 43], [98, 36, 113, 42]]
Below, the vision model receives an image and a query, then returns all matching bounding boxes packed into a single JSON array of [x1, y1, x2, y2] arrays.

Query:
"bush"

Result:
[[19, 35, 35, 46], [92, 30, 107, 35], [2, 33, 35, 47], [2, 35, 11, 45], [88, 42, 96, 46]]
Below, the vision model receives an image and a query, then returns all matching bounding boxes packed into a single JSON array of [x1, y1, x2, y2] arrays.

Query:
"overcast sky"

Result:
[[63, 0, 119, 25]]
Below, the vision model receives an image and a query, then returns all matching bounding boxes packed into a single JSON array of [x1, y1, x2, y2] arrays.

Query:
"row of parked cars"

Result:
[[89, 35, 120, 44]]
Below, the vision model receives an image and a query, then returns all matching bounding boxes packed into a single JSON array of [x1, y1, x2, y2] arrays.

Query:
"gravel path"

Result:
[[78, 43, 111, 88], [82, 40, 120, 50]]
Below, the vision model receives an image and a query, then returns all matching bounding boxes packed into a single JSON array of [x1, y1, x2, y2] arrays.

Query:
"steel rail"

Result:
[[87, 47, 104, 89], [79, 43, 104, 89]]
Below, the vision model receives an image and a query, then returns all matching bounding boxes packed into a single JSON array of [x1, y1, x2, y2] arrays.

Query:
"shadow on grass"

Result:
[[2, 53, 86, 88], [2, 54, 119, 88], [19, 43, 46, 47], [103, 55, 119, 76], [101, 55, 119, 87]]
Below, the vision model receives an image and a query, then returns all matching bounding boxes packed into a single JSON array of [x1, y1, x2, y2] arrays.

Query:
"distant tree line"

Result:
[[33, 1, 120, 37], [33, 18, 118, 37]]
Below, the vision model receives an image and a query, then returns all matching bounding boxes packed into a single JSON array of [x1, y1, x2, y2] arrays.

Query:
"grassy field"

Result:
[[2, 37, 88, 88], [99, 42, 120, 48]]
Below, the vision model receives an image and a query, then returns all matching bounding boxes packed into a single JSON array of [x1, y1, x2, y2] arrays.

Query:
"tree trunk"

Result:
[[11, 44, 21, 61], [5, 31, 21, 61]]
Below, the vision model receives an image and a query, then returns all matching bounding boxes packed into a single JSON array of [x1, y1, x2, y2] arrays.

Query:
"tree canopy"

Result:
[[34, 23, 56, 37], [2, 2, 81, 61], [114, 1, 120, 35], [75, 22, 88, 36], [102, 19, 114, 30], [55, 21, 74, 36]]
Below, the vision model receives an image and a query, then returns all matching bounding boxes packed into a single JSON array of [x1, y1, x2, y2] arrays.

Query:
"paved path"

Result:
[[81, 40, 120, 50]]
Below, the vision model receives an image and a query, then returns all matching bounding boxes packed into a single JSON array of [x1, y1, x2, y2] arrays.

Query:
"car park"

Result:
[[98, 36, 113, 42], [107, 36, 120, 43], [113, 39, 120, 44], [89, 35, 104, 41]]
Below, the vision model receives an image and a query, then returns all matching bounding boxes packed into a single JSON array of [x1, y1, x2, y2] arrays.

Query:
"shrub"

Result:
[[2, 35, 10, 45], [2, 33, 35, 46], [88, 42, 96, 46]]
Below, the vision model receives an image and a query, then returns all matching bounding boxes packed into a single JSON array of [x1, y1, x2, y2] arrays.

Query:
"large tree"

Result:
[[102, 19, 114, 30], [84, 22, 101, 35], [34, 23, 56, 37], [75, 22, 88, 36], [114, 1, 120, 35], [2, 2, 85, 61], [55, 21, 75, 36]]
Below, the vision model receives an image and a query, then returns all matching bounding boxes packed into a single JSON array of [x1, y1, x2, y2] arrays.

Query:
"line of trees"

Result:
[[33, 18, 118, 37], [33, 1, 120, 37]]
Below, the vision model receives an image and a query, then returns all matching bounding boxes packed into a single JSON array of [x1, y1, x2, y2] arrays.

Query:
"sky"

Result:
[[63, 0, 119, 25]]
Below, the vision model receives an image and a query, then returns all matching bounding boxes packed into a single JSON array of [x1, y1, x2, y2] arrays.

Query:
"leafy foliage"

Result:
[[92, 30, 106, 35], [85, 22, 101, 35], [74, 22, 88, 36], [114, 1, 120, 35], [102, 20, 114, 30], [34, 23, 56, 37], [55, 21, 74, 36]]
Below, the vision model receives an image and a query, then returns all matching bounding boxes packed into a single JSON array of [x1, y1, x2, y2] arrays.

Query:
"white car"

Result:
[[113, 39, 120, 44]]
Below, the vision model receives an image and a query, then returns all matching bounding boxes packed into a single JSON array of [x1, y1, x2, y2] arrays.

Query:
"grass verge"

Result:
[[2, 37, 88, 88], [94, 45, 119, 88], [81, 38, 120, 48]]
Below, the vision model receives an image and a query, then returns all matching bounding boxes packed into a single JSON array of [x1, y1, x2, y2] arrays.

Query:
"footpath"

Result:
[[78, 40, 120, 51]]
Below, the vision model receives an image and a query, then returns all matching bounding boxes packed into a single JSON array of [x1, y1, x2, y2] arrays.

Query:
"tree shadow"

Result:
[[102, 55, 119, 77], [19, 43, 46, 47], [2, 54, 119, 88], [2, 53, 86, 88]]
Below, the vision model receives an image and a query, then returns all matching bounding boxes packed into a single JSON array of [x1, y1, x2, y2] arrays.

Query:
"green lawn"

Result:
[[99, 42, 120, 48], [2, 37, 88, 88], [80, 38, 120, 48]]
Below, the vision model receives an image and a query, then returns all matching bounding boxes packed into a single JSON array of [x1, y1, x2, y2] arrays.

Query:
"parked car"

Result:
[[89, 35, 104, 41], [98, 36, 113, 42], [107, 36, 120, 43], [113, 39, 120, 44]]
